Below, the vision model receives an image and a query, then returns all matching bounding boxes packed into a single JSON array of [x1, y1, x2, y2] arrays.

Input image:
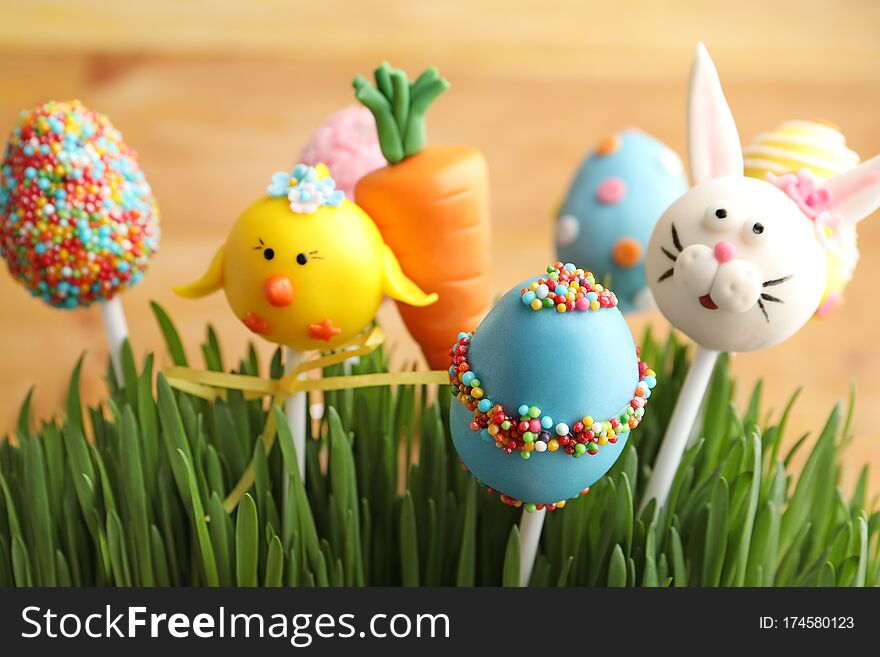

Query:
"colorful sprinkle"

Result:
[[0, 100, 160, 308], [461, 460, 591, 510], [449, 332, 656, 460], [520, 262, 617, 312]]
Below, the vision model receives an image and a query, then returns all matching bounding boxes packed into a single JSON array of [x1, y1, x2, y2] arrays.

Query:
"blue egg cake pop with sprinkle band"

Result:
[[556, 129, 687, 312], [448, 262, 656, 510]]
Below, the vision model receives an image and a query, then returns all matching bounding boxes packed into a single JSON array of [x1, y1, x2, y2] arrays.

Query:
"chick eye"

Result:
[[703, 203, 734, 232], [296, 253, 308, 266], [263, 248, 275, 261]]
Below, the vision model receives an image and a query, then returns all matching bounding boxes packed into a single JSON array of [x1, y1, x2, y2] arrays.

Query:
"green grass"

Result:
[[0, 302, 877, 587]]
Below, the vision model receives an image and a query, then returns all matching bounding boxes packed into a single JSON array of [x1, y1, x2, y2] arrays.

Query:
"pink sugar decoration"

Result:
[[767, 169, 831, 219], [298, 106, 387, 198], [596, 176, 627, 205], [768, 169, 847, 252]]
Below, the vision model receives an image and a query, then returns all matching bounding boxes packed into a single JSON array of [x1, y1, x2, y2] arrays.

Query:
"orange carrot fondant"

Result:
[[353, 63, 491, 369]]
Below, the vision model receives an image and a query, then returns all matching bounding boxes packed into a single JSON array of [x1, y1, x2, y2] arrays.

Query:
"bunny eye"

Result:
[[742, 220, 768, 245], [703, 204, 734, 232]]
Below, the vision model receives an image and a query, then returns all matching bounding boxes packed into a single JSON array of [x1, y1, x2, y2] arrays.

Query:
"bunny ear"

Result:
[[688, 43, 743, 185], [823, 153, 880, 226]]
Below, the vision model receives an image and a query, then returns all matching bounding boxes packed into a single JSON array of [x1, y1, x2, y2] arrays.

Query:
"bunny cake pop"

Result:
[[298, 106, 387, 199], [744, 120, 861, 318], [448, 262, 656, 510], [0, 100, 159, 308], [646, 48, 880, 354], [556, 130, 688, 312], [640, 43, 880, 512], [175, 164, 437, 351]]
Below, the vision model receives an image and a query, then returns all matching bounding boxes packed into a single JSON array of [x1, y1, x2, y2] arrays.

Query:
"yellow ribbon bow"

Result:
[[162, 326, 449, 511]]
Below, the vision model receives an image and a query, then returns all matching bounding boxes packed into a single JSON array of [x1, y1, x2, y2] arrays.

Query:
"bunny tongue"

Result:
[[699, 294, 719, 310]]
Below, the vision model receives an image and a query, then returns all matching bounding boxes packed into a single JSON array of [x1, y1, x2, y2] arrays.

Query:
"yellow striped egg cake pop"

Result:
[[744, 120, 860, 317]]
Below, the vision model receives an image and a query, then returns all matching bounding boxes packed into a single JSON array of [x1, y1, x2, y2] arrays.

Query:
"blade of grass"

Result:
[[150, 301, 189, 366], [400, 492, 419, 586], [176, 449, 220, 586], [236, 493, 259, 587]]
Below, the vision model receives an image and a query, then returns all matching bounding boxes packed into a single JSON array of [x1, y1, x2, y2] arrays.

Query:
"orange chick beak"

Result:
[[264, 275, 294, 307]]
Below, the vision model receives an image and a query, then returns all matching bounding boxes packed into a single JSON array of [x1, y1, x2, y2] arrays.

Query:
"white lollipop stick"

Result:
[[518, 507, 546, 586], [283, 347, 308, 480], [640, 346, 718, 513], [100, 297, 129, 387]]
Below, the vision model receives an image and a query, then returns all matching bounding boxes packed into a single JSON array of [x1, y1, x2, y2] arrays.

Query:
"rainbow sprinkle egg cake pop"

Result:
[[449, 262, 656, 510], [0, 100, 159, 308]]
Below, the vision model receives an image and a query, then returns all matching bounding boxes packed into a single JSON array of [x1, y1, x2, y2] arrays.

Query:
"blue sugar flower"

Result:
[[267, 163, 348, 214]]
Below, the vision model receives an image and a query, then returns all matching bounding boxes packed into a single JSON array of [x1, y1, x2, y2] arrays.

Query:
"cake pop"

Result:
[[0, 100, 160, 380], [175, 163, 437, 477], [449, 262, 655, 583], [744, 120, 861, 317], [556, 129, 688, 312], [298, 106, 387, 199], [641, 44, 880, 512], [450, 262, 654, 505], [354, 63, 491, 370]]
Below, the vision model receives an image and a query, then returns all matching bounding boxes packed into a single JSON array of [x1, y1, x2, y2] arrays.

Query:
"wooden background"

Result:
[[1, 0, 878, 493]]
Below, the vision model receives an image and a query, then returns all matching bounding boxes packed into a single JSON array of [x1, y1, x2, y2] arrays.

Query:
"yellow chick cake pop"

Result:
[[175, 164, 437, 349], [744, 120, 860, 317]]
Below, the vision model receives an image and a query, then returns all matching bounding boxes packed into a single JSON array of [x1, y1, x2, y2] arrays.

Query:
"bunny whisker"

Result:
[[757, 299, 769, 322], [760, 293, 783, 304], [657, 268, 674, 282], [661, 246, 678, 262], [671, 224, 683, 252], [762, 275, 792, 288]]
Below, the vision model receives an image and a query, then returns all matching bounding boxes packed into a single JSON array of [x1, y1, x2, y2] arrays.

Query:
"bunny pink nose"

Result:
[[713, 240, 736, 264]]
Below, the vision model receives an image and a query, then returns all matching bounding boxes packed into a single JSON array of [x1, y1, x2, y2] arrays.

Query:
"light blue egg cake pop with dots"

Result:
[[448, 262, 657, 510], [556, 129, 687, 313]]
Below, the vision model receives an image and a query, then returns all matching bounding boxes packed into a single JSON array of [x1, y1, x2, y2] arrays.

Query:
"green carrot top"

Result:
[[353, 63, 450, 164]]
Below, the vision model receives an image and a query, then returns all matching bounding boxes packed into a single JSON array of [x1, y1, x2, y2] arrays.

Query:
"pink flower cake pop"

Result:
[[298, 106, 387, 198], [0, 100, 160, 309]]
